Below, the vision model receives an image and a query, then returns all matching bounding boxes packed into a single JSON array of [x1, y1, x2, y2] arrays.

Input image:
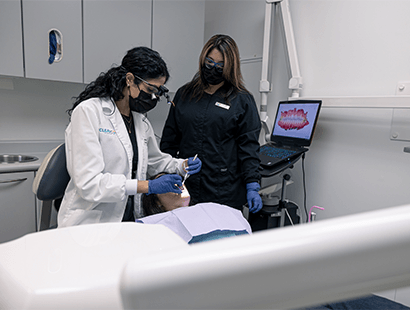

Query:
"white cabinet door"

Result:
[[0, 171, 36, 244], [0, 0, 24, 77], [22, 0, 83, 83], [152, 0, 205, 92], [83, 0, 152, 84]]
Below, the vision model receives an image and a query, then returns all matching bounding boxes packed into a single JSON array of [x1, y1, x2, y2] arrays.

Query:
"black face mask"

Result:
[[202, 65, 224, 85], [129, 89, 158, 114]]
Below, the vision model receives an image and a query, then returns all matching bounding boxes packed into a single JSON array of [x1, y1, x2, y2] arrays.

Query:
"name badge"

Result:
[[215, 102, 230, 110]]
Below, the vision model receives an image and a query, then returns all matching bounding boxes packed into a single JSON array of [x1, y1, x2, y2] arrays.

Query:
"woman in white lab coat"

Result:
[[57, 47, 201, 227]]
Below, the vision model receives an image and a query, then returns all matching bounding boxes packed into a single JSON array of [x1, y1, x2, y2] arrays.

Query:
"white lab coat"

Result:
[[57, 97, 185, 227]]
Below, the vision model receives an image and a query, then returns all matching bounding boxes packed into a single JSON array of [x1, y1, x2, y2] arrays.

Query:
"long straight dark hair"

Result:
[[183, 34, 248, 103], [67, 46, 170, 116]]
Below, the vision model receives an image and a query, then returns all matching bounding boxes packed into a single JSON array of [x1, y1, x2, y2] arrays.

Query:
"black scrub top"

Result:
[[160, 84, 261, 209]]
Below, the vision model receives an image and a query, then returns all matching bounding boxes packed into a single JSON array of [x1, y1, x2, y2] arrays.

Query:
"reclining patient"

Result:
[[137, 173, 252, 244]]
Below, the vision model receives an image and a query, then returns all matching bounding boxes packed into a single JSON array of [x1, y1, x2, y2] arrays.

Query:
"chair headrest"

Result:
[[32, 143, 70, 201]]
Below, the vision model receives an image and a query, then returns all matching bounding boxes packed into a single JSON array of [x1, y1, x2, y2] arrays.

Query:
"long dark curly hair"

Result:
[[67, 46, 170, 116]]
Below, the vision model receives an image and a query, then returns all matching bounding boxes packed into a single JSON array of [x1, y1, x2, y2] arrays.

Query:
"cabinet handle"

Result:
[[0, 178, 28, 184]]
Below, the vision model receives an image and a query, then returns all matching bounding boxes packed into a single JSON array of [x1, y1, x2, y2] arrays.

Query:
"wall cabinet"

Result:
[[22, 0, 83, 83], [2, 0, 204, 88], [84, 0, 205, 90], [0, 171, 37, 244], [0, 0, 24, 77], [83, 0, 152, 84], [153, 0, 205, 92]]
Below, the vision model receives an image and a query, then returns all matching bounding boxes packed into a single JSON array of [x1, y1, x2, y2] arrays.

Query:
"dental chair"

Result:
[[32, 143, 70, 231]]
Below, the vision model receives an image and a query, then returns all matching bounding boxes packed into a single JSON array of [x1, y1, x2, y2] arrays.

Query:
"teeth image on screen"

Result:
[[278, 108, 309, 130]]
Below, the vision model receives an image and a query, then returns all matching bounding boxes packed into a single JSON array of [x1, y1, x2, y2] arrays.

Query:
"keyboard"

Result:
[[259, 145, 298, 159]]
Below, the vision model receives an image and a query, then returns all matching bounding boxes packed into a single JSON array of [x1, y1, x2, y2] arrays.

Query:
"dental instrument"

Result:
[[182, 154, 197, 185]]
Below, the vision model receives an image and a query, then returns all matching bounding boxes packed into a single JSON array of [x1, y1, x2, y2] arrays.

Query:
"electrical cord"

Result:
[[285, 208, 294, 226], [302, 153, 308, 222]]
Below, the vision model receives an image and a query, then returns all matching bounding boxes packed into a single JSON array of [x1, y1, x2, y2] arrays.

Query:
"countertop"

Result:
[[0, 140, 63, 174]]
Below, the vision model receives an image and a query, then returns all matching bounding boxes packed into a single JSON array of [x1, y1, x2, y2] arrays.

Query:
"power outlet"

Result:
[[396, 81, 410, 95]]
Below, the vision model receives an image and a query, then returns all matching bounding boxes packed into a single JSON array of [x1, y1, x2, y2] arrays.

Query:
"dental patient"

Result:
[[137, 173, 252, 244]]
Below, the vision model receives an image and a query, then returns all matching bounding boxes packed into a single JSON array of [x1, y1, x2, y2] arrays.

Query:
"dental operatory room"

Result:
[[2, 0, 410, 309]]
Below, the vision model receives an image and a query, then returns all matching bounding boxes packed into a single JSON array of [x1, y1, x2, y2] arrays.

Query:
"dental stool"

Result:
[[32, 143, 70, 231]]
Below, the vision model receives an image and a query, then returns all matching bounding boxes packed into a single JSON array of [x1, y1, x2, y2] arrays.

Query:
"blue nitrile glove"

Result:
[[148, 174, 182, 195], [246, 182, 263, 213], [186, 156, 202, 175]]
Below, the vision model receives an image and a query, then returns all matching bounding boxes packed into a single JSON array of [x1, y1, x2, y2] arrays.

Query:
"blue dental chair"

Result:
[[32, 143, 70, 230]]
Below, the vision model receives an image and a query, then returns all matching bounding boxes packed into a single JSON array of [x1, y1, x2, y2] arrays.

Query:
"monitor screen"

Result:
[[271, 100, 322, 147]]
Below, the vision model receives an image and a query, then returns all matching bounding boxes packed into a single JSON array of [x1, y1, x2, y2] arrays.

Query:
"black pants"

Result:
[[122, 196, 135, 222]]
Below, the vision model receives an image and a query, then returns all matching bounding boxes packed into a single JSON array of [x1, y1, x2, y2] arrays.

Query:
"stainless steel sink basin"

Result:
[[0, 154, 39, 164]]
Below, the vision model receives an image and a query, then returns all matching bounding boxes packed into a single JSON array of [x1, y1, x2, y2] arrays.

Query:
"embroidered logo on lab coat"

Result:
[[215, 102, 230, 110], [99, 128, 117, 135]]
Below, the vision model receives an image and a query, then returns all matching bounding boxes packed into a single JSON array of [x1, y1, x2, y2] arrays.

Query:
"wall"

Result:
[[1, 0, 409, 222], [290, 0, 410, 97], [203, 0, 410, 305], [1, 0, 410, 305], [204, 0, 410, 220], [0, 77, 84, 142], [282, 0, 410, 221], [204, 0, 267, 99]]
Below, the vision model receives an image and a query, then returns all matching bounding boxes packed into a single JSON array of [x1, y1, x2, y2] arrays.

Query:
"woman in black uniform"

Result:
[[160, 34, 262, 213]]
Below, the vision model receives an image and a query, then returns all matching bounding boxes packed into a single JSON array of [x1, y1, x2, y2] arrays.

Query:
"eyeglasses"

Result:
[[134, 75, 171, 103], [204, 57, 224, 73]]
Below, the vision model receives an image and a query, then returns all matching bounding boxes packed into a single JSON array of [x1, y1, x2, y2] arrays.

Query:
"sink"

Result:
[[0, 154, 39, 164]]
